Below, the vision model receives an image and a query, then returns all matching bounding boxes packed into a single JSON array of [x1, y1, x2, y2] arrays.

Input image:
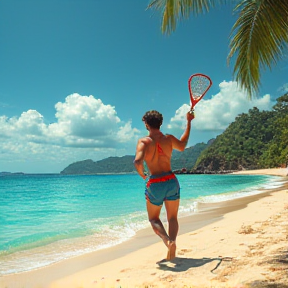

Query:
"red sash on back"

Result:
[[146, 173, 176, 188]]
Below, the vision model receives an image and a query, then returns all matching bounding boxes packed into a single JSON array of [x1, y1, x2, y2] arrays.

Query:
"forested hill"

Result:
[[60, 141, 212, 175], [193, 94, 288, 173]]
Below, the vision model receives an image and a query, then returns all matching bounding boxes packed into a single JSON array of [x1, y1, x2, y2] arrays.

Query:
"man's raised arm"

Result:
[[169, 111, 195, 151]]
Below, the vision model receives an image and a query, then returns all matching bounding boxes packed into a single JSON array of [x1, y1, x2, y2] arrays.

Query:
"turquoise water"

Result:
[[0, 173, 284, 275]]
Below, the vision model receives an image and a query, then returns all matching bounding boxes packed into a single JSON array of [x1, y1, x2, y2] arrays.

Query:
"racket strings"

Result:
[[191, 76, 210, 100]]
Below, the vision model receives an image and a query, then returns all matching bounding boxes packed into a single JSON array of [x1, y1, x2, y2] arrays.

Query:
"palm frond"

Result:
[[147, 0, 222, 34], [228, 0, 288, 99]]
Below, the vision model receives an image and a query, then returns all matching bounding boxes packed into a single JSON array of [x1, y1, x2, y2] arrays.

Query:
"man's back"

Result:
[[134, 110, 194, 180], [142, 132, 173, 175]]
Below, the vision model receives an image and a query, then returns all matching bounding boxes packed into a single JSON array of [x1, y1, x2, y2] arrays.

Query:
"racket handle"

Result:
[[189, 108, 194, 115]]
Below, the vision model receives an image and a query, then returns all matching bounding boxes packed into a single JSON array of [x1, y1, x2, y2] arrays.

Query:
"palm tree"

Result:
[[147, 0, 288, 99]]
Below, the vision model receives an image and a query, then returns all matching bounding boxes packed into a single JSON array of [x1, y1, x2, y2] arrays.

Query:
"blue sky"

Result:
[[0, 0, 287, 173]]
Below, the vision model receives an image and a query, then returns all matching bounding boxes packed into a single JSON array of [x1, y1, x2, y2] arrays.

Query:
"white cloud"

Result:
[[15, 110, 46, 136], [168, 81, 273, 132], [117, 120, 139, 143], [53, 94, 120, 139], [0, 93, 139, 148], [0, 93, 140, 172]]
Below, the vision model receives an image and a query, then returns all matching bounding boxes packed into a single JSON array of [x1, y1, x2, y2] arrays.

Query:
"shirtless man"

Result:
[[134, 110, 194, 260]]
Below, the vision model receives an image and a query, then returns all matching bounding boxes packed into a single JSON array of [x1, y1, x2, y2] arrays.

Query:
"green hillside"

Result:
[[60, 156, 135, 175], [193, 94, 288, 173], [171, 140, 214, 171]]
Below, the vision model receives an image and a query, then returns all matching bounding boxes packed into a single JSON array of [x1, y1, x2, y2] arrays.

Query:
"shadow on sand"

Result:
[[157, 254, 288, 287], [156, 256, 231, 273]]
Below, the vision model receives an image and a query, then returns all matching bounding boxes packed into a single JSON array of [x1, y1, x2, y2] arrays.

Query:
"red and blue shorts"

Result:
[[145, 171, 180, 206]]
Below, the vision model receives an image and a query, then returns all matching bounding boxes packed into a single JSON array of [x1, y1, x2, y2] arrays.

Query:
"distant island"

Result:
[[0, 172, 25, 176]]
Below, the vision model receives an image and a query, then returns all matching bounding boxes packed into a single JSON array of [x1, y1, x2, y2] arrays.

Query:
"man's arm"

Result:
[[133, 139, 148, 180], [169, 111, 194, 151]]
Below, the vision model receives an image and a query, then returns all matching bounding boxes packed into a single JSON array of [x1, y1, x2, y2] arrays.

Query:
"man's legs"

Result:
[[146, 199, 179, 260], [164, 199, 179, 241], [164, 199, 180, 260], [146, 200, 171, 248]]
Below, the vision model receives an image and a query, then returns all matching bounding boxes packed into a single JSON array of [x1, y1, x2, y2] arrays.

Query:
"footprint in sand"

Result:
[[120, 268, 131, 273], [178, 248, 192, 255]]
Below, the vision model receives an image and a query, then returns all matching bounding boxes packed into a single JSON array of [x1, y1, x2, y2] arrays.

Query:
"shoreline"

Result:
[[231, 167, 288, 177], [1, 168, 287, 288]]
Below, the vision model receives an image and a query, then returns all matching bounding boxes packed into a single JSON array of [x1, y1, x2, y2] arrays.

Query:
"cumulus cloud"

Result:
[[0, 93, 140, 172], [54, 94, 120, 139], [168, 81, 273, 132], [0, 93, 139, 149]]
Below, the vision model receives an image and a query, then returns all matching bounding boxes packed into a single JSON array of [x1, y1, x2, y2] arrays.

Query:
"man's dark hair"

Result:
[[142, 110, 163, 129]]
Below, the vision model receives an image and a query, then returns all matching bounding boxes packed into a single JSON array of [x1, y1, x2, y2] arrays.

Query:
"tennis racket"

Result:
[[188, 73, 212, 113]]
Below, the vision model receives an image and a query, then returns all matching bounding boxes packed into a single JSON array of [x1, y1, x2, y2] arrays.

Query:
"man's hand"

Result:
[[142, 174, 148, 180], [187, 110, 195, 122]]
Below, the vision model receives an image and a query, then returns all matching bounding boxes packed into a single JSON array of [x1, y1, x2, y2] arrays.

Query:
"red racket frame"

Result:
[[188, 73, 212, 110]]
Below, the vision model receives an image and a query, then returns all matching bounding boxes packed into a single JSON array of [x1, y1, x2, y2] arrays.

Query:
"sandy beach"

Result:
[[1, 168, 288, 288]]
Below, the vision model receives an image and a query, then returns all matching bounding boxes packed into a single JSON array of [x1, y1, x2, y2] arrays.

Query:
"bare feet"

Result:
[[166, 241, 176, 261]]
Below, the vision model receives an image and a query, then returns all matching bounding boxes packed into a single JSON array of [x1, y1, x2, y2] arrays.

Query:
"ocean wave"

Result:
[[1, 174, 285, 275], [0, 210, 149, 275]]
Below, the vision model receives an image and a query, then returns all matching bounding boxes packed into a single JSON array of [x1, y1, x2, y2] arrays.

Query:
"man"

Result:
[[134, 110, 194, 261]]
